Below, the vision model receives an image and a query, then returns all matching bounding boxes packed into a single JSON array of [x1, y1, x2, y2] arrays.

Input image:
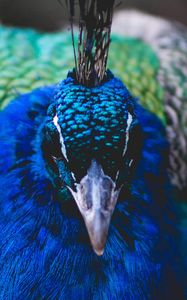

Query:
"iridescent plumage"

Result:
[[0, 6, 186, 300]]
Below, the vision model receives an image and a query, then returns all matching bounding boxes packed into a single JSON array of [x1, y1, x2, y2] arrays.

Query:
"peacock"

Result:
[[0, 1, 186, 299]]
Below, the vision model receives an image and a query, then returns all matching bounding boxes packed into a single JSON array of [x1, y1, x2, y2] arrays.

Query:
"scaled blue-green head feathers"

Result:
[[43, 70, 137, 182]]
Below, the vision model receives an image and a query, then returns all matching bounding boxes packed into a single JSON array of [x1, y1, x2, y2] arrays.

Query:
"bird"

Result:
[[0, 1, 186, 299]]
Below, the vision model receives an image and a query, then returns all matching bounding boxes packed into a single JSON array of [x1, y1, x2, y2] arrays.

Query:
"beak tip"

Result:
[[94, 248, 105, 256]]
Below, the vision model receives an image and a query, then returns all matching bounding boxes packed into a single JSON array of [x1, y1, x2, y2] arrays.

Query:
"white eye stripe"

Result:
[[122, 112, 133, 157], [71, 172, 76, 182], [53, 114, 69, 162]]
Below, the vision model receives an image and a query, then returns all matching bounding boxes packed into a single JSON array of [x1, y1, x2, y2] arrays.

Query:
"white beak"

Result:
[[69, 160, 120, 255]]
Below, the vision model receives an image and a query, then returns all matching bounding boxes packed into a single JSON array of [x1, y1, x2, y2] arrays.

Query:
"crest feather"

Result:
[[61, 0, 117, 86]]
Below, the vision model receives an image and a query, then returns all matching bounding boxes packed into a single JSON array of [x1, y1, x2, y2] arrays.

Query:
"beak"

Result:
[[68, 160, 120, 256]]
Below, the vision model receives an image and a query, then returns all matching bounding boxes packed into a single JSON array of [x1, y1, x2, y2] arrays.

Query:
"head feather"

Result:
[[60, 0, 117, 86]]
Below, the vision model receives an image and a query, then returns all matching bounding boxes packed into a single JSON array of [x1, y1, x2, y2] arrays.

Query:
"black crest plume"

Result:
[[63, 0, 116, 87]]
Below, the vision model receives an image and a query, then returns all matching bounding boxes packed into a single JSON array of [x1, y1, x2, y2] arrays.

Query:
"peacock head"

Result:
[[42, 69, 140, 255], [42, 0, 140, 255]]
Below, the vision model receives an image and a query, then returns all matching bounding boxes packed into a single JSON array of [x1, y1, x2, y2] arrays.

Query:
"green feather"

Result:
[[0, 25, 165, 123]]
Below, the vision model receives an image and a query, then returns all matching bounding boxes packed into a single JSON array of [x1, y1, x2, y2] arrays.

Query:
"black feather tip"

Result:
[[60, 0, 117, 87]]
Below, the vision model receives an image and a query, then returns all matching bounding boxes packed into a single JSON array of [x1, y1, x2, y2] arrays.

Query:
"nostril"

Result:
[[86, 199, 92, 210]]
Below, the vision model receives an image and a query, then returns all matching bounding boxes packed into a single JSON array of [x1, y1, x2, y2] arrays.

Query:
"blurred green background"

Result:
[[0, 0, 187, 31]]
